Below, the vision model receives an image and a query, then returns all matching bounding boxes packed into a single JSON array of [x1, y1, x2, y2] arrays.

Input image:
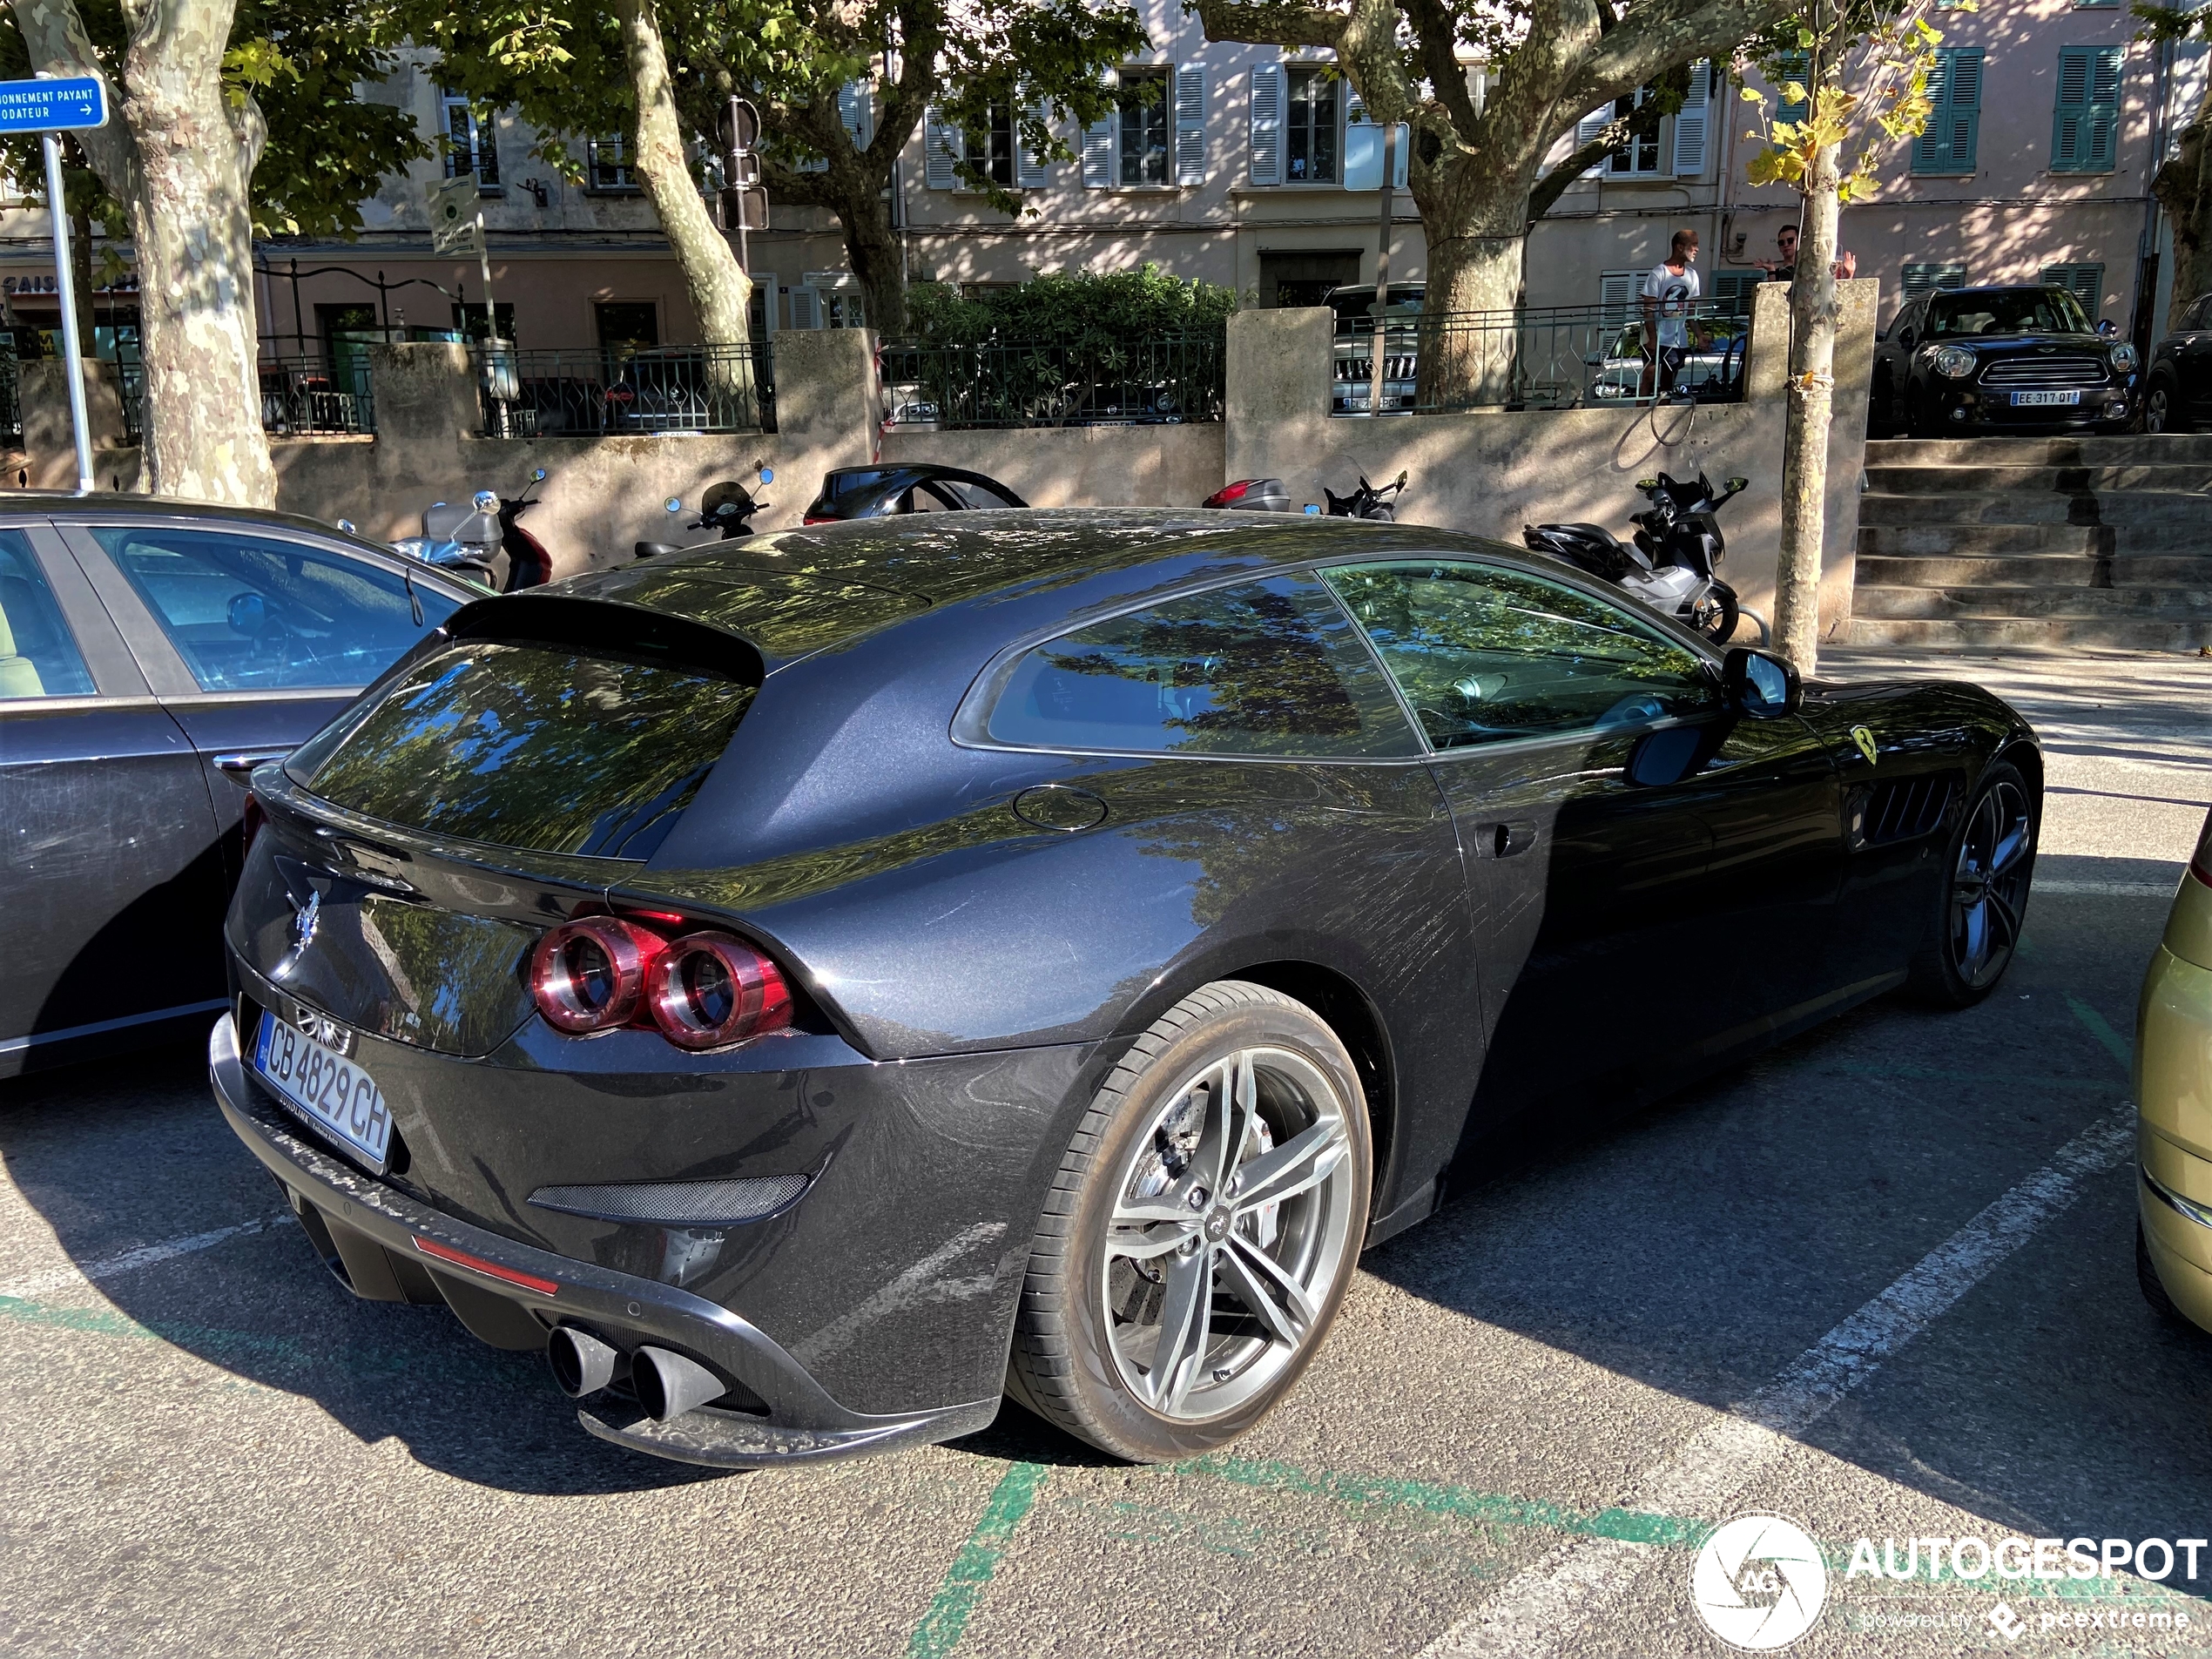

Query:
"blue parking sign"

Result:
[[0, 77, 108, 133]]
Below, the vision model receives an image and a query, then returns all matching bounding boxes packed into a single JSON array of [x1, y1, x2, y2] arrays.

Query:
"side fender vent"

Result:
[[1848, 774, 1955, 850]]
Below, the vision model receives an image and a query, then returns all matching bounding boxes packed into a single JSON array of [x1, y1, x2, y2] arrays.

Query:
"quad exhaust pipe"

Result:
[[547, 1327, 727, 1422]]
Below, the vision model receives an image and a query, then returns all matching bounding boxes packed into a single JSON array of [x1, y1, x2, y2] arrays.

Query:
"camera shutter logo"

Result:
[[1690, 1514, 1828, 1650]]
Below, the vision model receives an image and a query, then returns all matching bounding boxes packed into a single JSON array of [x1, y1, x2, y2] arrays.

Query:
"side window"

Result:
[[91, 528, 460, 693], [0, 530, 96, 699], [986, 574, 1419, 758], [2188, 296, 2212, 332], [1320, 561, 1715, 749]]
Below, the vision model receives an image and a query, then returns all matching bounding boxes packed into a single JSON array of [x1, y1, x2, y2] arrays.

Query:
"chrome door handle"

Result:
[[212, 750, 291, 787]]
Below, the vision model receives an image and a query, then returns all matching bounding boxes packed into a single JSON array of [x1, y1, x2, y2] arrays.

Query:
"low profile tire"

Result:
[[1904, 759, 2037, 1008], [2146, 378, 2188, 435], [1007, 981, 1372, 1462]]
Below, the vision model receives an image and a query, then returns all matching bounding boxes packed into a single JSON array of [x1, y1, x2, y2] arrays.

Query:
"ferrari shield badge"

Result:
[[1851, 725, 1879, 766]]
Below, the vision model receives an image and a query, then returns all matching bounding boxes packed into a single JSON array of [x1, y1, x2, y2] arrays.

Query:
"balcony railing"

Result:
[[877, 335, 1225, 429], [1332, 302, 1751, 415], [260, 359, 375, 435], [475, 342, 774, 437]]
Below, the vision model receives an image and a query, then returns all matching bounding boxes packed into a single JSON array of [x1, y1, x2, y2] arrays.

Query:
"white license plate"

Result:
[[253, 1008, 392, 1170], [2011, 390, 2081, 407]]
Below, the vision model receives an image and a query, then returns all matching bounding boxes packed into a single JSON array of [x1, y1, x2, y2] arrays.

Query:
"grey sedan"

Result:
[[0, 496, 469, 1076]]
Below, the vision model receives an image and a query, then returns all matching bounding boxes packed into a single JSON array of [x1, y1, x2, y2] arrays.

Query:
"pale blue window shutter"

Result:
[[1600, 270, 1637, 326], [1901, 262, 1967, 301], [1082, 106, 1115, 187], [1773, 53, 1810, 125], [1575, 104, 1610, 177], [1248, 62, 1284, 185], [924, 108, 961, 189], [1176, 64, 1208, 185], [839, 83, 872, 152], [1017, 99, 1050, 186], [1912, 48, 1981, 173], [1671, 60, 1711, 176], [2040, 262, 2104, 309], [2053, 45, 2121, 172]]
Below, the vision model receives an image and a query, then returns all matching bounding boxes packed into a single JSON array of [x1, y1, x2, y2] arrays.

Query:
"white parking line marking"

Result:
[[2035, 880, 2181, 897], [1418, 1107, 2134, 1657], [0, 1213, 291, 1303]]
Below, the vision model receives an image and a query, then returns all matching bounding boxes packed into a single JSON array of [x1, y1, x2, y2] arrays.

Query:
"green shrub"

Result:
[[898, 265, 1235, 348]]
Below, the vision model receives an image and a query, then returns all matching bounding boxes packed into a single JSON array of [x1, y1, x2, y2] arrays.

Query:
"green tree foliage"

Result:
[[420, 0, 1148, 334], [0, 0, 428, 244]]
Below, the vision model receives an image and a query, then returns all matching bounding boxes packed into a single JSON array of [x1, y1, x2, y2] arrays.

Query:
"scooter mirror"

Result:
[[533, 468, 547, 482], [473, 489, 498, 511], [759, 467, 773, 484], [1725, 476, 1748, 492], [664, 496, 684, 514]]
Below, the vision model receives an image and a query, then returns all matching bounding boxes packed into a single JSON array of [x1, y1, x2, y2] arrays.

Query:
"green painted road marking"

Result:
[[2067, 995, 2134, 1076], [906, 1460, 1048, 1659], [1175, 1453, 1703, 1549]]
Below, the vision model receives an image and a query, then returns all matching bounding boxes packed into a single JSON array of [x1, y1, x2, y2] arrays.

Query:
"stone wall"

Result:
[[9, 289, 1875, 631]]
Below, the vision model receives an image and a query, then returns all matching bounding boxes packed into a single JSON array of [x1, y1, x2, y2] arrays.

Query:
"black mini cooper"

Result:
[[1869, 284, 2137, 437]]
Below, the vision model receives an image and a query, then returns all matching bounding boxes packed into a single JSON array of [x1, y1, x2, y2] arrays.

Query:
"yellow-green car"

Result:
[[2137, 808, 2212, 1329]]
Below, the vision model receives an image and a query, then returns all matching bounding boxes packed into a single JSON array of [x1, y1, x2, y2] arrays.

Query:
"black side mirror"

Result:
[[1898, 327, 1914, 348], [2098, 319, 2117, 337], [226, 591, 268, 637], [1723, 646, 1800, 717]]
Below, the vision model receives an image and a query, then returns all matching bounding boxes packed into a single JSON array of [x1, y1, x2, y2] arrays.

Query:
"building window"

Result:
[[1772, 54, 1811, 125], [1603, 89, 1662, 175], [595, 300, 659, 355], [969, 102, 1016, 187], [1117, 71, 1170, 185], [1901, 263, 1968, 302], [2040, 262, 2105, 310], [2052, 45, 2122, 173], [586, 137, 635, 192], [1599, 270, 1642, 326], [1709, 271, 1763, 320], [441, 89, 499, 187], [1285, 64, 1339, 184], [1912, 48, 1982, 173]]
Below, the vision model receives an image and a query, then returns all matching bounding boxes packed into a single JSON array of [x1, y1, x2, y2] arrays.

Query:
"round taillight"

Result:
[[529, 917, 664, 1033], [646, 931, 792, 1051]]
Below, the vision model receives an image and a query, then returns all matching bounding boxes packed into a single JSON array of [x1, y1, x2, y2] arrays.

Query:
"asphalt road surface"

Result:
[[3, 644, 2209, 1659]]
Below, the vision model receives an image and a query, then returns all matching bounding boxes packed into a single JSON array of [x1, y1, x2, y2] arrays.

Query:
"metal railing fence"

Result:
[[878, 334, 1224, 429], [260, 359, 374, 435], [475, 341, 775, 437], [1332, 301, 1751, 415]]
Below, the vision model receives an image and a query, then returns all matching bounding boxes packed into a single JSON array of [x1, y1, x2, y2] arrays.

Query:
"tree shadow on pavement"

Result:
[[0, 1040, 725, 1499]]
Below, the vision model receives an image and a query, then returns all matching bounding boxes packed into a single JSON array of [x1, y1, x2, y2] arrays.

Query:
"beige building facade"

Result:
[[0, 1, 2196, 361]]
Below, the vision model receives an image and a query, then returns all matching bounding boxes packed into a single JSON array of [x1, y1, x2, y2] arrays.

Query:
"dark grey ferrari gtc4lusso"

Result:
[[207, 509, 2041, 1469]]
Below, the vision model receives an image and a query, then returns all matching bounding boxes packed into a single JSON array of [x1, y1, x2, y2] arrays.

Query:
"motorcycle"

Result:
[[634, 471, 772, 560], [1521, 470, 1748, 643], [1325, 471, 1406, 521], [1200, 469, 1407, 519], [393, 468, 551, 591]]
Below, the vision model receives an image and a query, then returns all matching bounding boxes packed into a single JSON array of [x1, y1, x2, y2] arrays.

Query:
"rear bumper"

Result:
[[208, 1015, 997, 1467]]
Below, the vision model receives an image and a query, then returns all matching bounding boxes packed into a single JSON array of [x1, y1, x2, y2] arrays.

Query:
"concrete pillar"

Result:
[[1224, 307, 1333, 487], [1744, 281, 1792, 405], [771, 328, 879, 476], [1818, 276, 1879, 641], [17, 358, 135, 492], [368, 343, 478, 457]]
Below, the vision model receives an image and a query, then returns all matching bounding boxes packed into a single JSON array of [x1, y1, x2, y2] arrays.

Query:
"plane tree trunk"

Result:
[[18, 0, 276, 504]]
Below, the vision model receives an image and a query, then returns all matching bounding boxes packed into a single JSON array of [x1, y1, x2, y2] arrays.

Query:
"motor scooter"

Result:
[[634, 470, 772, 560], [1521, 471, 1748, 642], [1201, 470, 1407, 518], [393, 467, 551, 590]]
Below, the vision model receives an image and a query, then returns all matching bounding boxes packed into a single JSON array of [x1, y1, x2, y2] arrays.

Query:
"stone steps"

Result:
[[1847, 616, 2212, 650], [1845, 435, 2212, 650], [1856, 554, 2212, 586], [1867, 434, 2212, 466], [1858, 491, 2210, 530]]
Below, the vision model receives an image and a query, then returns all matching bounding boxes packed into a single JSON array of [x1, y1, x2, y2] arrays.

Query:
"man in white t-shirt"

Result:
[[1641, 228, 1702, 396]]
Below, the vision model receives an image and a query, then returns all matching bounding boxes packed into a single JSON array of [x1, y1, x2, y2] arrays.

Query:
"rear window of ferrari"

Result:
[[295, 639, 753, 860]]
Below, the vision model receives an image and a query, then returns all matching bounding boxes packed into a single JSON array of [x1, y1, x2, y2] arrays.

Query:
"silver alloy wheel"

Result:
[[1099, 1046, 1356, 1421], [1947, 779, 2033, 989], [2148, 384, 2171, 434]]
